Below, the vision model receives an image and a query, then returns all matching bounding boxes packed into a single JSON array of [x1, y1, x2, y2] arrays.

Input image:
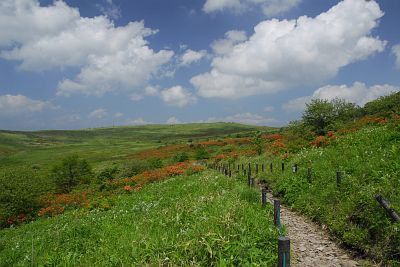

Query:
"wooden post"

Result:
[[261, 188, 267, 207], [274, 199, 281, 228], [242, 163, 244, 170], [248, 163, 251, 174], [336, 171, 342, 187], [307, 167, 312, 183], [256, 164, 259, 174], [251, 177, 255, 188], [281, 162, 284, 173], [247, 172, 251, 187], [229, 170, 232, 178], [278, 237, 290, 267], [375, 195, 400, 223]]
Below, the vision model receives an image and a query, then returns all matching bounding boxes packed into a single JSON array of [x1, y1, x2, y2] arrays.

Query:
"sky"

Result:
[[0, 0, 400, 130]]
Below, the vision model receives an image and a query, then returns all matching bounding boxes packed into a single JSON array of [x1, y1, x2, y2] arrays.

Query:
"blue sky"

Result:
[[0, 0, 400, 130]]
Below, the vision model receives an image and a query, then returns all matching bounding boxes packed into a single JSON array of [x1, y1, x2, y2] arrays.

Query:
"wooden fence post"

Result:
[[274, 199, 281, 228], [278, 236, 290, 267], [261, 188, 267, 207], [251, 177, 255, 188], [375, 195, 400, 223], [281, 162, 285, 173]]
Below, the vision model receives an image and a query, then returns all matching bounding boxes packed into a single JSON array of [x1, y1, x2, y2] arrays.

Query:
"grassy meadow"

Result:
[[0, 171, 279, 266]]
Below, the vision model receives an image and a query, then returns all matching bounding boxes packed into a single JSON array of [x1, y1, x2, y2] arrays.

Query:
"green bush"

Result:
[[172, 152, 189, 162], [51, 155, 93, 193], [302, 98, 361, 135], [147, 157, 163, 169], [0, 168, 51, 228], [363, 91, 400, 116], [195, 147, 209, 160], [118, 160, 150, 178], [96, 165, 119, 182]]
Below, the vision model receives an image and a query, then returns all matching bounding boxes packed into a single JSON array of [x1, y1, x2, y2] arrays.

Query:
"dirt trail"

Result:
[[265, 191, 371, 267]]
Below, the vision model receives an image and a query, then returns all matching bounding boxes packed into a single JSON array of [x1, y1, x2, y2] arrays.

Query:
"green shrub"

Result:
[[0, 168, 51, 228], [172, 152, 189, 162], [195, 147, 209, 160], [51, 155, 93, 193], [148, 157, 163, 169], [118, 160, 150, 178], [96, 165, 119, 182]]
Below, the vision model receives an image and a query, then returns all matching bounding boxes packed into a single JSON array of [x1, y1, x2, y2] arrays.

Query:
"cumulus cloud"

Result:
[[203, 0, 300, 16], [161, 86, 197, 107], [392, 44, 400, 69], [193, 0, 386, 99], [166, 116, 182, 124], [211, 30, 247, 55], [180, 49, 207, 66], [88, 108, 108, 119], [0, 94, 52, 116], [282, 82, 400, 112], [0, 0, 173, 97]]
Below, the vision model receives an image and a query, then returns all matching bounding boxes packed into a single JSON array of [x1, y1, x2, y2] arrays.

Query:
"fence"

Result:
[[204, 160, 400, 266]]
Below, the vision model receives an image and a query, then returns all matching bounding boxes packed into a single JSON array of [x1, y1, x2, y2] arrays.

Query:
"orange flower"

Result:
[[124, 185, 132, 191]]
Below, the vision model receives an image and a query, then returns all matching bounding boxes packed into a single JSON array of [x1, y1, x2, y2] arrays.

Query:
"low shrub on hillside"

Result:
[[51, 155, 93, 193], [0, 168, 52, 228]]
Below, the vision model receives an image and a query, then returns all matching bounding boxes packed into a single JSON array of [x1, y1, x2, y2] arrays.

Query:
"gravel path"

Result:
[[265, 191, 371, 267]]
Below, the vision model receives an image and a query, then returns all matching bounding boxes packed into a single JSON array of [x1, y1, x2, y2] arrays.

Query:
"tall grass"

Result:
[[0, 170, 278, 266]]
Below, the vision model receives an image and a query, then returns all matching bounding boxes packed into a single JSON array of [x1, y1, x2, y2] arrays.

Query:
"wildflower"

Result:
[[124, 185, 132, 191]]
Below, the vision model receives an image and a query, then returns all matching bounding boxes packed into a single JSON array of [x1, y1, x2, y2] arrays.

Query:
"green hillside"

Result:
[[0, 123, 271, 172], [0, 170, 278, 266]]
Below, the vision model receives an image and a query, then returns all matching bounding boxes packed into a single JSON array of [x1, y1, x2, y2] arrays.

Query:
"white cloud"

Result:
[[392, 44, 400, 69], [166, 116, 182, 124], [263, 106, 275, 112], [88, 108, 108, 119], [0, 94, 52, 116], [204, 112, 275, 125], [282, 96, 311, 112], [203, 0, 242, 14], [283, 82, 400, 112], [180, 49, 207, 66], [126, 117, 150, 125], [0, 0, 173, 97], [144, 85, 160, 96], [193, 0, 386, 99], [203, 0, 300, 16], [96, 0, 121, 20], [161, 86, 197, 107], [211, 30, 247, 55]]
